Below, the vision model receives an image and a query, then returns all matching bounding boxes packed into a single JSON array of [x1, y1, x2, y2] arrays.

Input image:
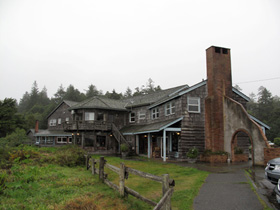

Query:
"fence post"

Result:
[[162, 174, 171, 210], [85, 154, 89, 170], [99, 156, 105, 182], [92, 158, 95, 175], [119, 163, 125, 197]]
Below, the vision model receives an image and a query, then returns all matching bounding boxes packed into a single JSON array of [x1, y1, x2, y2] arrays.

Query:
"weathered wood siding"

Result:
[[179, 84, 207, 157], [48, 102, 73, 131]]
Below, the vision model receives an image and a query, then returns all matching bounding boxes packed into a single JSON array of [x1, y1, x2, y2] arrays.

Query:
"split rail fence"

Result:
[[85, 156, 175, 210]]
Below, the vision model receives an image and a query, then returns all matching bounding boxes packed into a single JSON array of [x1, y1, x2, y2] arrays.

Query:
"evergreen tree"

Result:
[[124, 87, 132, 98], [86, 84, 101, 98], [0, 98, 18, 137], [53, 84, 66, 103]]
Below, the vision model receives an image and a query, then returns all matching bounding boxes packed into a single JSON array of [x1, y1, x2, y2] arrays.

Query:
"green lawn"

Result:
[[0, 146, 208, 210]]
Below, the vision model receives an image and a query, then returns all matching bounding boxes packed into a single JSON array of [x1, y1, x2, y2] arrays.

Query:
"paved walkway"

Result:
[[172, 161, 275, 210]]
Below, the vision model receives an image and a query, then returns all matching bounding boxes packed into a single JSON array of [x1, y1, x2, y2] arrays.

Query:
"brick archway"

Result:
[[231, 129, 254, 164]]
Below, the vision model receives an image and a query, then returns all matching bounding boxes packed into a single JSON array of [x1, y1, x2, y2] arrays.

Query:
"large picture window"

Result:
[[85, 112, 95, 121], [151, 108, 159, 119], [165, 101, 175, 116], [188, 97, 200, 113]]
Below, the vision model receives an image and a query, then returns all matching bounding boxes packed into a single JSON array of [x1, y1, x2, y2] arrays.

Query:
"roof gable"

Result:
[[47, 100, 78, 119]]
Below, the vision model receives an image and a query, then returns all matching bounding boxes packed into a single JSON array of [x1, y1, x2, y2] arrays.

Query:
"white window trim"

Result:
[[58, 118, 62, 125], [165, 101, 175, 116], [187, 97, 201, 113], [85, 112, 95, 121], [129, 112, 136, 123], [57, 137, 67, 143], [151, 107, 159, 119], [138, 111, 146, 120], [49, 119, 57, 126]]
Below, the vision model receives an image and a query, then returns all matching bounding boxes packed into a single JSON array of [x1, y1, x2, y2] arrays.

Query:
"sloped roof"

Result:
[[121, 117, 183, 135], [28, 129, 72, 136], [47, 100, 78, 119], [123, 85, 189, 108], [70, 96, 128, 111]]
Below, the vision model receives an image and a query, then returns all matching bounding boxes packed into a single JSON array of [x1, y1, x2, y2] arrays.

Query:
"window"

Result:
[[97, 113, 104, 121], [138, 111, 146, 120], [97, 136, 106, 147], [85, 112, 95, 121], [129, 112, 135, 123], [151, 108, 159, 119], [68, 137, 72, 143], [49, 119, 57, 126], [165, 101, 175, 116], [65, 117, 69, 124], [188, 97, 200, 113], [58, 118, 61, 125], [57, 137, 67, 143]]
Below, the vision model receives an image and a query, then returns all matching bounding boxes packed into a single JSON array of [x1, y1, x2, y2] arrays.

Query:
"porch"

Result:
[[121, 117, 183, 162]]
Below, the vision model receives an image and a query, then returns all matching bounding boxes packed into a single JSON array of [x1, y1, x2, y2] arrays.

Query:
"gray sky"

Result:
[[1, 0, 280, 102]]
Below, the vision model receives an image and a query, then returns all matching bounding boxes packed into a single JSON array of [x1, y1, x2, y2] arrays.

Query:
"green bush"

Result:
[[0, 170, 7, 194], [187, 147, 199, 159], [54, 145, 86, 167], [203, 149, 228, 156], [234, 147, 243, 154], [120, 143, 129, 152], [274, 137, 280, 146]]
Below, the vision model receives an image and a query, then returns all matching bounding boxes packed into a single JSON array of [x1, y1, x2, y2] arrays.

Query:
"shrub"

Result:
[[187, 147, 199, 159], [54, 145, 86, 167], [9, 146, 40, 162], [274, 137, 280, 146], [234, 147, 243, 154], [203, 149, 228, 156], [120, 144, 129, 152], [0, 170, 7, 194]]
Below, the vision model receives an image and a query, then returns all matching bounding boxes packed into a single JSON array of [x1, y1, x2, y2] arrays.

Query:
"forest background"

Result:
[[0, 79, 279, 144]]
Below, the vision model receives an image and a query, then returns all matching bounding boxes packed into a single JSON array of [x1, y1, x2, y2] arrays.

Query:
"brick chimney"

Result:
[[205, 46, 232, 152], [35, 120, 39, 133]]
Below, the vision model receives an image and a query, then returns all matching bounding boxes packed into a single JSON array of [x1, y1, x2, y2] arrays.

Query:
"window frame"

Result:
[[85, 112, 95, 121], [138, 111, 146, 120], [151, 107, 159, 119], [129, 112, 136, 123], [165, 101, 175, 116], [49, 119, 57, 126], [187, 97, 201, 113]]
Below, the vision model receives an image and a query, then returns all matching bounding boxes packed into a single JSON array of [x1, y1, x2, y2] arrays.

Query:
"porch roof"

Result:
[[28, 129, 72, 137], [121, 117, 183, 135]]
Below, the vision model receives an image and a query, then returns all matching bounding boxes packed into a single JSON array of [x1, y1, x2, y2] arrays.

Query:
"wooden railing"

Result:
[[85, 156, 175, 210], [111, 123, 131, 147], [64, 121, 112, 131]]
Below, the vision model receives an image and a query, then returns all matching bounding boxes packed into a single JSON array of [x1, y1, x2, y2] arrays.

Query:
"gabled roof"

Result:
[[47, 100, 78, 119], [249, 114, 271, 130], [70, 96, 128, 111], [123, 85, 189, 108], [149, 80, 207, 109], [121, 117, 183, 135]]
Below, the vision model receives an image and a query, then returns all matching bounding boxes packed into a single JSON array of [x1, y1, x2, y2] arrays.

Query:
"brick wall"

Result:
[[264, 148, 280, 164]]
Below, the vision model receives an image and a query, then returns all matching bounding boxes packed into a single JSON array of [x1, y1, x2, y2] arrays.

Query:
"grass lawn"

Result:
[[0, 146, 208, 210]]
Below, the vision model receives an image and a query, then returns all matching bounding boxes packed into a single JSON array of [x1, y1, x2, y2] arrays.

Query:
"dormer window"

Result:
[[138, 111, 146, 120], [129, 112, 136, 123], [165, 101, 175, 116], [151, 108, 159, 119], [188, 97, 200, 113]]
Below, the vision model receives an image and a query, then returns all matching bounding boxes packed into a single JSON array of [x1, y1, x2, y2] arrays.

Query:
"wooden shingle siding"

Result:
[[179, 84, 207, 157]]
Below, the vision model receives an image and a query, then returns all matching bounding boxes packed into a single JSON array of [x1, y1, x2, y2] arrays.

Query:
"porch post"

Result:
[[82, 132, 85, 148], [148, 133, 151, 158], [136, 135, 139, 155], [163, 129, 167, 162], [169, 132, 172, 152]]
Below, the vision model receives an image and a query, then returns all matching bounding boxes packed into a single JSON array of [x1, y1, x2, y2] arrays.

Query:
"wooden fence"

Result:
[[85, 156, 175, 210]]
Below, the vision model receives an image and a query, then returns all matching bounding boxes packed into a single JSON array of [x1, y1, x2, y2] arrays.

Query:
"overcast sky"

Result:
[[1, 0, 280, 102]]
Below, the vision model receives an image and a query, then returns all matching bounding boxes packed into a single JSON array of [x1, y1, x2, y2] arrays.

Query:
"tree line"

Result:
[[0, 81, 279, 143]]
